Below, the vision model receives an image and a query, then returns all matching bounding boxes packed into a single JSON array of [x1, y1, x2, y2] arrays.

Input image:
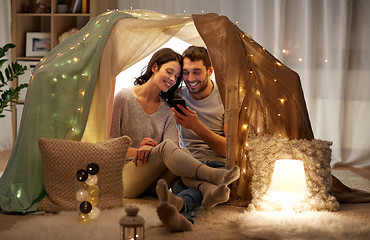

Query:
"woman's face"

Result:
[[151, 60, 181, 92]]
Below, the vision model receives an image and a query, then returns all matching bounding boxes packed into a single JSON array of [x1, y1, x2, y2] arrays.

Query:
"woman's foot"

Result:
[[196, 165, 241, 186]]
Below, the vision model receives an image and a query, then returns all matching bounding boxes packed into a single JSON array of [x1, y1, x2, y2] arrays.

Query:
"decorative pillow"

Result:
[[246, 135, 339, 212], [38, 136, 131, 213]]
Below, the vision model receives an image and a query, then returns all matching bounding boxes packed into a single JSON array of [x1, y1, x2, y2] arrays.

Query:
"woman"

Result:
[[110, 48, 239, 202]]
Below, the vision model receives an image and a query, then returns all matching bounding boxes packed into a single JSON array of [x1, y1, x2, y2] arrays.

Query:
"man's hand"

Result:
[[133, 145, 154, 166], [172, 105, 200, 130], [172, 104, 226, 157]]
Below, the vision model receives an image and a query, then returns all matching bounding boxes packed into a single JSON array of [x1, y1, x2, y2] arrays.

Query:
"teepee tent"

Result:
[[0, 10, 314, 213]]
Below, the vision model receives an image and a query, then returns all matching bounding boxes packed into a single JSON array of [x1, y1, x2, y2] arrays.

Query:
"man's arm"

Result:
[[172, 105, 226, 157]]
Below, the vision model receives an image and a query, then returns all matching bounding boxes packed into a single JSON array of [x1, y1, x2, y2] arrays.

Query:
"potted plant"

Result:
[[0, 43, 28, 118]]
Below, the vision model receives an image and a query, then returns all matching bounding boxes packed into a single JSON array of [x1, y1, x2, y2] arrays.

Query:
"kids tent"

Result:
[[0, 9, 337, 213]]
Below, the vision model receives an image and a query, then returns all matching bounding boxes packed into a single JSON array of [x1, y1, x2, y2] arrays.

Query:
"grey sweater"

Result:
[[110, 87, 178, 148]]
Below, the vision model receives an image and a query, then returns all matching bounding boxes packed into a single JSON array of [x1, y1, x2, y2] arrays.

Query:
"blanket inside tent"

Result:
[[0, 10, 369, 213]]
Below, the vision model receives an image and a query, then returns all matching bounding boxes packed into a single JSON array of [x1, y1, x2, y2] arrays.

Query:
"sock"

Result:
[[196, 165, 241, 186], [182, 177, 230, 209], [156, 179, 184, 211], [156, 202, 193, 232], [199, 183, 230, 209]]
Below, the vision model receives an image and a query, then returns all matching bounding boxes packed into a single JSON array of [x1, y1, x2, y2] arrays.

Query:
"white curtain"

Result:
[[118, 0, 370, 168], [0, 0, 12, 152]]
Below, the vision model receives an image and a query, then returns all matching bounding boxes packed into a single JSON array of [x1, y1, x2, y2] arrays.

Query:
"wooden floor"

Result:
[[1, 149, 370, 180]]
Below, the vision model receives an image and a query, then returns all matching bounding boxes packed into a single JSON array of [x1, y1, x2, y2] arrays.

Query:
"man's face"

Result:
[[182, 58, 213, 96]]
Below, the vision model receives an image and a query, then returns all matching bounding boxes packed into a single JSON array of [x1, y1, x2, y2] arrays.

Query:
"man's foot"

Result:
[[156, 202, 192, 232], [156, 179, 184, 211]]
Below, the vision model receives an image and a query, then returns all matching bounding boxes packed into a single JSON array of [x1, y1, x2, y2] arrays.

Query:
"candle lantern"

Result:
[[119, 205, 145, 240]]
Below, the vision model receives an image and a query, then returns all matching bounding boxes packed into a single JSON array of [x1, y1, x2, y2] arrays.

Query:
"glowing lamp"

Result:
[[119, 205, 145, 240], [269, 159, 307, 211]]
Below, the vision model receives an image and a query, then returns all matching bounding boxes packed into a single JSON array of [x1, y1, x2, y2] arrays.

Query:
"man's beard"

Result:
[[186, 73, 209, 94]]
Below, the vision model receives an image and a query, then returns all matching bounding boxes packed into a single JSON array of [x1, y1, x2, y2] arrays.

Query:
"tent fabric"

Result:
[[0, 10, 366, 213], [0, 11, 134, 213], [192, 13, 314, 202]]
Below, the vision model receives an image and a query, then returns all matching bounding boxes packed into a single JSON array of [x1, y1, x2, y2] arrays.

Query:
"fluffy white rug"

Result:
[[232, 210, 370, 240], [1, 169, 369, 240], [0, 204, 161, 240], [231, 170, 370, 240]]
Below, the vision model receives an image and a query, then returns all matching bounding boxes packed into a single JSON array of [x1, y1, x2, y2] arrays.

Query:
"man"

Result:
[[155, 46, 238, 231]]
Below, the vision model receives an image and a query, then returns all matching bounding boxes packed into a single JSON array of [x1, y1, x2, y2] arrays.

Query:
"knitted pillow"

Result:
[[38, 136, 131, 213], [246, 135, 339, 212]]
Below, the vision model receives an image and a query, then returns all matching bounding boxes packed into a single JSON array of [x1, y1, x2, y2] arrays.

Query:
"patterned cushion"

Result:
[[246, 135, 339, 212], [38, 136, 131, 213]]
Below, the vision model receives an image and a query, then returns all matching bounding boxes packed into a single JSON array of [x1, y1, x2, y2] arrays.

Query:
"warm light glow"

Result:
[[279, 98, 286, 104], [269, 159, 307, 212], [242, 124, 248, 130], [276, 61, 282, 66]]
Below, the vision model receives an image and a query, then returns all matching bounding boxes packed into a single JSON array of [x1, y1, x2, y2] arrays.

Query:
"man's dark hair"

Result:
[[182, 46, 211, 69]]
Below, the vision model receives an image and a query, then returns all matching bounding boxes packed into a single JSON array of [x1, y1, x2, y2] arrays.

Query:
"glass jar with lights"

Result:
[[119, 205, 145, 240]]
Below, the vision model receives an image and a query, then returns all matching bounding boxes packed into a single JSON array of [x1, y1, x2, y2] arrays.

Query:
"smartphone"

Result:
[[173, 99, 187, 115]]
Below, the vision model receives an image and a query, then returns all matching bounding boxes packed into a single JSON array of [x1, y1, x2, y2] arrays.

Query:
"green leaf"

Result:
[[0, 59, 7, 68], [0, 43, 28, 118], [0, 43, 15, 58]]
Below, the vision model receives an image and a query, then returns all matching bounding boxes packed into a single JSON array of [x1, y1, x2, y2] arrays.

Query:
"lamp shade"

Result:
[[269, 159, 307, 193]]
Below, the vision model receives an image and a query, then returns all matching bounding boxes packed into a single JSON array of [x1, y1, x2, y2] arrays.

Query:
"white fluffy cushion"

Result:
[[246, 135, 339, 212]]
